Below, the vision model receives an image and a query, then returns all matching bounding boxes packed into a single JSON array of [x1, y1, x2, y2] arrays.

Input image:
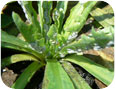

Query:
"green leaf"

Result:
[[38, 1, 52, 38], [11, 62, 43, 89], [60, 26, 114, 56], [18, 1, 41, 28], [64, 54, 114, 85], [1, 31, 44, 61], [62, 61, 91, 89], [42, 59, 74, 89], [1, 42, 43, 61], [2, 54, 38, 68], [53, 1, 68, 33], [38, 38, 45, 47], [47, 24, 57, 39], [90, 7, 114, 27], [103, 5, 114, 14], [91, 26, 114, 47], [64, 1, 97, 33], [1, 42, 26, 51], [12, 12, 41, 43], [1, 30, 29, 48]]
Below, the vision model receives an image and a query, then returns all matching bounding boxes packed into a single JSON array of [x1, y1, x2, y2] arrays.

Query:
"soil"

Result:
[[1, 68, 18, 87], [72, 63, 100, 89]]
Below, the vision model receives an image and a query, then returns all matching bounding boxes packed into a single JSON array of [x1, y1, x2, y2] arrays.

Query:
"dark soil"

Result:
[[25, 67, 45, 89], [72, 63, 99, 89]]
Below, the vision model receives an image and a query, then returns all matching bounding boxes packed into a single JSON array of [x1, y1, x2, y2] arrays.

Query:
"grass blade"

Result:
[[1, 30, 44, 61], [60, 26, 114, 57], [62, 61, 91, 89], [11, 62, 43, 89], [1, 42, 26, 51], [103, 5, 114, 14], [64, 54, 114, 85], [18, 1, 41, 28], [1, 30, 29, 48], [42, 59, 74, 89], [53, 1, 68, 33], [38, 1, 52, 37], [2, 54, 38, 68], [90, 7, 114, 27], [64, 1, 97, 33], [12, 12, 41, 42]]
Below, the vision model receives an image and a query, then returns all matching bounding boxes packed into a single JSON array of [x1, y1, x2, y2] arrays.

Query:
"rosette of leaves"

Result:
[[1, 1, 114, 89]]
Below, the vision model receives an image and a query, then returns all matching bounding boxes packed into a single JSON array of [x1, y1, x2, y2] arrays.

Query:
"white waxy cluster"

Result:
[[59, 53, 65, 58], [59, 8, 63, 12], [28, 44, 35, 50], [53, 33, 57, 37], [77, 49, 82, 52], [67, 49, 76, 54], [93, 43, 101, 50], [68, 32, 78, 41], [55, 10, 59, 16], [67, 48, 83, 55]]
